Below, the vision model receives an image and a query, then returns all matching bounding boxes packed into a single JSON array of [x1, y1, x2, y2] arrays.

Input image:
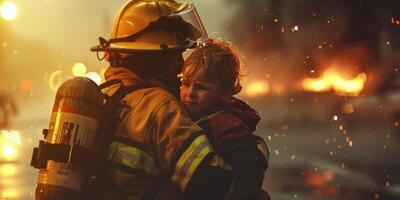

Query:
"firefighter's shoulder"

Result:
[[122, 86, 177, 112]]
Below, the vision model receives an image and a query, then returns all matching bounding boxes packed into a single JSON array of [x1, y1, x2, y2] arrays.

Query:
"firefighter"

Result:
[[90, 0, 232, 199], [0, 91, 17, 129]]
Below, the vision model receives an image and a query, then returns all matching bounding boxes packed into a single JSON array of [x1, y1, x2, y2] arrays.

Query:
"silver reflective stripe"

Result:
[[108, 141, 160, 176], [171, 134, 213, 191], [209, 154, 233, 171], [256, 141, 270, 163]]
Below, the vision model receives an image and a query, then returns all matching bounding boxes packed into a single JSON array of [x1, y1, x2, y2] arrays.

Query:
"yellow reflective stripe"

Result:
[[257, 142, 270, 163], [109, 141, 160, 176], [171, 134, 213, 191]]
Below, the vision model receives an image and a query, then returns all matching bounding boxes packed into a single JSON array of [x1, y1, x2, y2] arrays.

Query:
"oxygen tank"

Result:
[[32, 77, 103, 200]]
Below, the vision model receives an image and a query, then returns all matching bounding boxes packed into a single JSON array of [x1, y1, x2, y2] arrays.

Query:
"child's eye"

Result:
[[181, 81, 190, 87], [196, 85, 208, 90]]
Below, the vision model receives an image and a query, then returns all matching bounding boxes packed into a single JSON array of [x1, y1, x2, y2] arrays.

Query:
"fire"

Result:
[[244, 81, 269, 97], [302, 78, 330, 92], [302, 68, 367, 96]]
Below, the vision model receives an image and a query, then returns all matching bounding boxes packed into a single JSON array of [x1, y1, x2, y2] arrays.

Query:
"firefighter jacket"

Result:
[[101, 67, 227, 200], [196, 97, 270, 200]]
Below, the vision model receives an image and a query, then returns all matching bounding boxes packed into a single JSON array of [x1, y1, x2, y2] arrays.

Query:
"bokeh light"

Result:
[[19, 79, 33, 92], [1, 130, 21, 145], [85, 72, 101, 85], [1, 145, 17, 160], [72, 62, 87, 77], [2, 188, 18, 199], [0, 164, 17, 177], [0, 1, 17, 21], [48, 70, 64, 92]]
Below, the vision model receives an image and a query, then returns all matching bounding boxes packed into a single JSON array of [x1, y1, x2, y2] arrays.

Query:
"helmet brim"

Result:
[[90, 39, 197, 53]]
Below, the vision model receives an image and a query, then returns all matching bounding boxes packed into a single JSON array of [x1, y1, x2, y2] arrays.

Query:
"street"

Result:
[[1, 116, 399, 200]]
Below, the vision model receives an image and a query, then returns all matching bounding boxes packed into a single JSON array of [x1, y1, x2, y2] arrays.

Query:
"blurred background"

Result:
[[0, 0, 399, 199]]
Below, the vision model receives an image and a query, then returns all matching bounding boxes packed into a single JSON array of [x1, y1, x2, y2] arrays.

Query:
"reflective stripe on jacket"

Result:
[[255, 137, 270, 163]]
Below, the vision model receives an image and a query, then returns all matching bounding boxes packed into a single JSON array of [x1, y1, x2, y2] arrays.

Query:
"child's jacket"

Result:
[[196, 98, 270, 200]]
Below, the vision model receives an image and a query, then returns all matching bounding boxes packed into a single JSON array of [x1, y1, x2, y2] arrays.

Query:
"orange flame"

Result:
[[302, 78, 330, 92], [302, 68, 367, 96], [244, 81, 269, 97]]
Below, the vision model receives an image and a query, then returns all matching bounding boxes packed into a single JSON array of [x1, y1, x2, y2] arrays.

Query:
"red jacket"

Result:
[[196, 98, 270, 200]]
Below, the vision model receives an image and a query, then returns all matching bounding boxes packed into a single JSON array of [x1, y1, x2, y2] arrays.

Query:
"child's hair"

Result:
[[184, 39, 245, 95]]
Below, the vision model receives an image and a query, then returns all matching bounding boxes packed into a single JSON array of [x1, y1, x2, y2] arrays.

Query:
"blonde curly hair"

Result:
[[184, 39, 245, 95]]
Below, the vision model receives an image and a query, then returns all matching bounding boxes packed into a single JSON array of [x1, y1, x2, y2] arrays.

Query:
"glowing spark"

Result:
[[0, 2, 17, 21]]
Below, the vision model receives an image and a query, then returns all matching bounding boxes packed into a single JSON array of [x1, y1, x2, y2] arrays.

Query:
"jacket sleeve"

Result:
[[208, 113, 269, 200], [153, 98, 232, 198]]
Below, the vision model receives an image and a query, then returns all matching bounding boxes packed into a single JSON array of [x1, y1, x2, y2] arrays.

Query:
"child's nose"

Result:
[[187, 87, 196, 98]]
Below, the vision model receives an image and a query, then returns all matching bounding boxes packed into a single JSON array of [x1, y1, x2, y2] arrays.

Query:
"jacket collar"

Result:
[[104, 66, 169, 91]]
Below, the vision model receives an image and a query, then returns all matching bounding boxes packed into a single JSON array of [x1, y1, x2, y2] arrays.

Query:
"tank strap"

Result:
[[84, 80, 156, 200], [30, 140, 92, 169]]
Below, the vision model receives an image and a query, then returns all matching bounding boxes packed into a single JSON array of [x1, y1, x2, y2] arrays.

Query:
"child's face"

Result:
[[180, 66, 227, 118]]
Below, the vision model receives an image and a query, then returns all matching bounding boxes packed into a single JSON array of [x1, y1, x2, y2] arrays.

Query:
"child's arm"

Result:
[[220, 139, 268, 200], [207, 113, 269, 200]]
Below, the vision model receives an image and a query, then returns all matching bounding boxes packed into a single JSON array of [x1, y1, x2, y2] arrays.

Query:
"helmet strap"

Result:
[[109, 53, 122, 67]]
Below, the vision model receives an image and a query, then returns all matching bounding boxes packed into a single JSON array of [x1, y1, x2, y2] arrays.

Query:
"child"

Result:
[[180, 39, 270, 200]]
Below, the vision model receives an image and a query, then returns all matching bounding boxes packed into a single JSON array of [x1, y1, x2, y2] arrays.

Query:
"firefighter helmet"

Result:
[[91, 0, 207, 54]]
